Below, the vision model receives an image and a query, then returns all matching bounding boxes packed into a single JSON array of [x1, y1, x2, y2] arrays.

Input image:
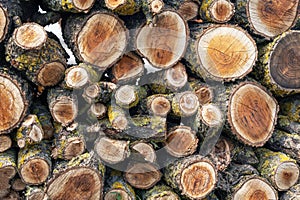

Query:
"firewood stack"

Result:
[[0, 0, 300, 199]]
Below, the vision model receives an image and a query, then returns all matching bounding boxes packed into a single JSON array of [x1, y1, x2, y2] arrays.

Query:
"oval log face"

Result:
[[73, 0, 95, 11], [248, 0, 299, 38], [37, 61, 65, 87], [275, 161, 299, 191], [20, 159, 50, 184], [210, 0, 234, 23], [269, 31, 300, 90], [0, 4, 8, 42], [228, 82, 278, 146]]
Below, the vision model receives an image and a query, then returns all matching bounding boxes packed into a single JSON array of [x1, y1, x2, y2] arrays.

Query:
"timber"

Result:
[[130, 141, 156, 162], [200, 0, 235, 23], [0, 135, 12, 152], [42, 0, 96, 13], [0, 150, 17, 198], [146, 94, 171, 117], [177, 0, 199, 21], [25, 186, 47, 200], [82, 81, 117, 104], [172, 91, 199, 117]]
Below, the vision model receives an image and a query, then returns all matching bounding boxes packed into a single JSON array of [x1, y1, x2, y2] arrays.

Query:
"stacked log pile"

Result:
[[0, 0, 299, 199]]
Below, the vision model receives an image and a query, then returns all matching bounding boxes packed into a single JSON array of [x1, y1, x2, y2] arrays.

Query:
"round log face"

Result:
[[105, 189, 131, 200], [210, 0, 234, 23], [197, 26, 257, 81], [0, 4, 8, 42], [73, 0, 95, 11], [150, 97, 171, 116], [105, 0, 126, 9], [64, 138, 86, 160], [136, 11, 188, 69], [275, 161, 299, 191], [47, 167, 102, 200], [269, 31, 300, 90], [179, 92, 199, 116], [51, 96, 77, 126], [132, 142, 156, 162], [0, 76, 26, 134], [0, 135, 12, 152], [77, 13, 127, 69], [20, 159, 49, 184], [166, 62, 187, 89], [65, 66, 89, 89], [37, 62, 65, 87], [228, 82, 278, 146], [248, 0, 299, 38], [201, 103, 223, 127]]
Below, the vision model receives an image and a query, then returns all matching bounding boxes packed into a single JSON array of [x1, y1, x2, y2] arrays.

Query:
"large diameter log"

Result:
[[256, 31, 300, 96], [0, 135, 12, 153], [200, 0, 235, 23], [0, 150, 17, 198], [0, 3, 9, 43], [228, 81, 278, 146], [143, 185, 180, 200], [235, 0, 299, 38], [17, 143, 52, 185], [0, 68, 30, 134], [136, 10, 188, 69], [42, 0, 96, 13], [281, 184, 300, 200], [63, 12, 128, 69], [256, 148, 299, 191], [5, 23, 67, 87], [164, 155, 217, 199], [46, 152, 105, 200]]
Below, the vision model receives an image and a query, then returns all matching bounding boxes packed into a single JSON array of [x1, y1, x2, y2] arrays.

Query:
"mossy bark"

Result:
[[143, 184, 180, 200], [82, 81, 117, 104], [41, 0, 96, 13]]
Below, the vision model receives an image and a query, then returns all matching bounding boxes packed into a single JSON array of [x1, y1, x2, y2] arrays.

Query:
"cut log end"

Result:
[[275, 161, 299, 191], [197, 25, 257, 81], [115, 85, 137, 108], [194, 85, 213, 105], [65, 66, 89, 89], [177, 0, 199, 21], [0, 4, 8, 42], [29, 125, 43, 142], [20, 159, 50, 185], [13, 23, 47, 50], [178, 92, 199, 116], [11, 178, 26, 191], [150, 0, 164, 14], [105, 0, 126, 10], [180, 161, 216, 199], [73, 0, 95, 12], [89, 103, 107, 119], [37, 62, 65, 87], [131, 142, 156, 162], [0, 166, 16, 180], [125, 163, 162, 189], [105, 189, 130, 200], [149, 96, 171, 117], [269, 31, 300, 90], [27, 192, 45, 200], [228, 82, 278, 146], [64, 138, 86, 160], [233, 177, 277, 200], [0, 135, 12, 152], [165, 62, 188, 90], [165, 126, 198, 158], [209, 0, 235, 23], [200, 103, 223, 127], [248, 0, 299, 38], [136, 11, 188, 69], [77, 13, 127, 69]]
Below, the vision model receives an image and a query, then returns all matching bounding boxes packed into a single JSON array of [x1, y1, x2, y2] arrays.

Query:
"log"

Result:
[[82, 81, 117, 104], [172, 91, 199, 117], [141, 0, 165, 24], [25, 186, 47, 200], [108, 104, 129, 131], [164, 155, 217, 199], [164, 126, 198, 158], [234, 0, 299, 38], [227, 81, 278, 146], [2, 190, 19, 200], [229, 140, 259, 165], [177, 0, 199, 21], [124, 162, 162, 189], [255, 31, 300, 96], [41, 0, 96, 13], [88, 103, 107, 120], [136, 10, 188, 69], [281, 184, 300, 200], [0, 67, 30, 134], [5, 23, 67, 87], [256, 148, 299, 191], [188, 79, 214, 105], [104, 0, 141, 15], [17, 142, 52, 185], [200, 0, 235, 23], [114, 85, 147, 109], [145, 94, 171, 117], [31, 11, 61, 26], [46, 152, 105, 200], [207, 137, 231, 171], [0, 135, 12, 153], [130, 141, 156, 163], [143, 184, 180, 200], [0, 150, 17, 198], [11, 177, 26, 192], [63, 12, 128, 70]]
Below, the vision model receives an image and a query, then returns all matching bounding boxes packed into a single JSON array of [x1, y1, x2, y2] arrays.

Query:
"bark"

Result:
[[108, 104, 129, 131], [5, 23, 67, 87], [25, 186, 47, 200], [141, 0, 165, 24], [143, 184, 180, 200], [207, 137, 231, 171], [177, 0, 199, 21], [188, 79, 214, 105], [256, 148, 299, 191], [41, 0, 96, 13], [82, 81, 117, 104], [104, 0, 141, 15], [229, 140, 259, 165], [164, 155, 217, 199], [281, 184, 300, 200], [31, 11, 61, 26], [0, 135, 12, 153], [200, 0, 235, 23], [46, 152, 105, 200], [136, 10, 188, 69], [130, 141, 156, 163], [62, 11, 128, 70]]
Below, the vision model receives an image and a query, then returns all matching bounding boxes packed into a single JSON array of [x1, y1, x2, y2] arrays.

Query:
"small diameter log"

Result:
[[42, 0, 95, 13], [46, 152, 105, 200], [200, 103, 223, 128], [281, 184, 300, 200], [0, 68, 30, 134], [2, 190, 19, 200], [189, 80, 214, 105], [130, 141, 156, 162], [88, 103, 107, 120], [82, 81, 117, 104], [136, 10, 188, 69], [165, 126, 198, 158], [164, 155, 217, 199], [104, 0, 141, 15], [25, 186, 47, 200], [109, 52, 144, 84], [235, 0, 299, 38], [172, 91, 199, 117], [94, 136, 130, 164], [177, 0, 199, 21], [146, 94, 171, 117], [188, 25, 257, 81], [143, 185, 180, 200], [17, 143, 52, 185], [48, 87, 78, 126], [256, 148, 299, 191], [257, 31, 300, 96], [0, 135, 12, 153], [0, 3, 9, 43], [0, 150, 17, 198], [51, 123, 86, 160], [16, 114, 44, 148], [229, 141, 259, 165], [124, 162, 162, 189], [114, 85, 146, 109], [141, 0, 165, 24], [63, 12, 128, 69], [5, 23, 67, 87], [228, 82, 278, 146], [64, 63, 100, 89], [207, 137, 231, 171], [11, 177, 26, 192], [200, 0, 235, 23], [108, 104, 129, 131]]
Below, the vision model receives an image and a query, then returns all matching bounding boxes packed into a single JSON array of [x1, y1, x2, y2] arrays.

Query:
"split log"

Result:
[[255, 31, 300, 96], [63, 12, 128, 70], [234, 0, 299, 38], [256, 148, 299, 191], [124, 162, 162, 189], [200, 0, 235, 23], [227, 81, 278, 146], [177, 0, 199, 21], [207, 137, 231, 171], [5, 23, 67, 87], [41, 0, 96, 13], [114, 85, 147, 109], [47, 87, 78, 126], [143, 185, 180, 200], [88, 103, 107, 120], [104, 0, 141, 15], [17, 142, 52, 185], [164, 155, 217, 199], [172, 91, 199, 117], [25, 186, 47, 200], [186, 25, 257, 81], [164, 126, 198, 158], [0, 135, 12, 153], [11, 177, 26, 192], [82, 81, 117, 104], [0, 150, 17, 198], [46, 152, 105, 200], [0, 68, 31, 134], [281, 184, 300, 200], [136, 10, 188, 69]]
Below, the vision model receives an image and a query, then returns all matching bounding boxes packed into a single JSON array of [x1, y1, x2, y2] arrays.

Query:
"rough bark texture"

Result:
[[42, 0, 96, 13], [82, 81, 117, 104], [143, 184, 180, 200]]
